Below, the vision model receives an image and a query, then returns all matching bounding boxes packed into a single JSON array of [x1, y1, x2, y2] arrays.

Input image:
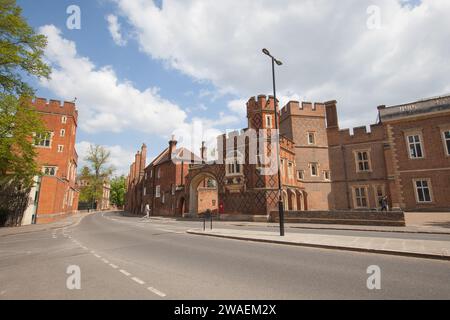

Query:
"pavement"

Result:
[[0, 211, 449, 299], [0, 211, 94, 238], [187, 228, 450, 260]]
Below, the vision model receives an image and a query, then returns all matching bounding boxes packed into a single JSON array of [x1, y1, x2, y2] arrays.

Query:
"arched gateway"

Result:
[[188, 172, 219, 215]]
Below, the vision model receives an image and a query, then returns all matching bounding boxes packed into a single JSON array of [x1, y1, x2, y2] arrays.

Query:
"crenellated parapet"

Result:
[[327, 123, 386, 146], [31, 97, 78, 121], [280, 101, 326, 122]]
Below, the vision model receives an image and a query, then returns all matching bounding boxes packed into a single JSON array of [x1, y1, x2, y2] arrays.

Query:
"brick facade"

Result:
[[24, 98, 80, 224], [126, 93, 450, 218]]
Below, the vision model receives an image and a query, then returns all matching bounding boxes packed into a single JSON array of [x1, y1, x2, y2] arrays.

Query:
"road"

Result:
[[1, 211, 449, 299]]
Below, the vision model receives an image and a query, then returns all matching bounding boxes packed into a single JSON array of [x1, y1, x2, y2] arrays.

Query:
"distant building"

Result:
[[22, 98, 80, 225], [77, 179, 111, 211]]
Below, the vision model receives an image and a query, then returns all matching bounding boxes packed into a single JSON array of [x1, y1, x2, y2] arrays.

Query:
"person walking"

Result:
[[144, 203, 150, 219], [380, 196, 388, 212]]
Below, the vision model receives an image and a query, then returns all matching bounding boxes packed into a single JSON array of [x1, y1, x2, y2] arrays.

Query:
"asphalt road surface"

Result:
[[1, 211, 449, 299]]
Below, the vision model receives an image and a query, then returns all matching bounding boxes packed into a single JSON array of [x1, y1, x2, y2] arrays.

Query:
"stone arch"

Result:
[[188, 172, 219, 215], [282, 190, 289, 210], [296, 191, 304, 211], [287, 189, 297, 211]]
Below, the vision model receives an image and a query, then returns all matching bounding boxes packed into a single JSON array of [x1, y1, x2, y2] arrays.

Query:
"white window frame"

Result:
[[287, 162, 294, 179], [406, 132, 425, 159], [61, 116, 67, 124], [60, 129, 65, 137], [441, 129, 450, 157], [42, 166, 57, 176], [323, 170, 331, 181], [297, 170, 304, 181], [155, 185, 161, 198], [57, 145, 64, 153], [307, 132, 316, 145], [354, 149, 372, 172], [353, 186, 369, 208], [157, 167, 161, 179], [413, 179, 433, 203], [34, 132, 53, 148], [310, 162, 318, 177], [225, 150, 243, 176], [143, 187, 147, 196]]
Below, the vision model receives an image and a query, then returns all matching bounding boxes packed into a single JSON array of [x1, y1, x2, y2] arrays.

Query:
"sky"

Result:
[[17, 0, 449, 175]]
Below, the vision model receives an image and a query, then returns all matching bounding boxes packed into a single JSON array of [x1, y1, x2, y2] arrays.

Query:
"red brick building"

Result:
[[22, 98, 80, 225], [126, 95, 307, 219], [126, 93, 450, 219], [326, 95, 450, 211]]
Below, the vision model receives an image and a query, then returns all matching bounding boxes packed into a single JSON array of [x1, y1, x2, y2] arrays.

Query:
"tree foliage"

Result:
[[0, 94, 45, 187], [0, 0, 51, 96], [110, 175, 126, 208], [79, 145, 114, 207]]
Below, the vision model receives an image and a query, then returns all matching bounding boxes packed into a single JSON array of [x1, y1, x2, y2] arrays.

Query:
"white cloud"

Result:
[[227, 99, 247, 118], [106, 14, 127, 46], [114, 0, 450, 128], [76, 141, 135, 176], [39, 24, 188, 135]]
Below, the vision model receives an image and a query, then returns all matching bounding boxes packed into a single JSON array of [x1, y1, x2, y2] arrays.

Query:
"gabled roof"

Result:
[[145, 146, 203, 169]]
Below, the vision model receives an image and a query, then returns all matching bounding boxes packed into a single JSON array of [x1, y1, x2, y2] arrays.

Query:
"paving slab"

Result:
[[187, 228, 450, 260]]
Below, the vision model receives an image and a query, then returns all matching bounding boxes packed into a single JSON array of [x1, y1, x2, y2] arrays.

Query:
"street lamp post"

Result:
[[262, 48, 285, 237]]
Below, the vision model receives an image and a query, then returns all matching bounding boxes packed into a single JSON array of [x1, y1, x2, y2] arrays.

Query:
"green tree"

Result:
[[110, 175, 126, 208], [81, 145, 114, 208], [0, 0, 51, 96], [0, 94, 45, 187], [0, 0, 51, 187]]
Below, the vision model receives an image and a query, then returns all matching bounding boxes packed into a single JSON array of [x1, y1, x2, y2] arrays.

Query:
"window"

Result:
[[324, 170, 330, 181], [61, 116, 67, 124], [354, 187, 368, 208], [34, 132, 52, 147], [155, 185, 160, 198], [443, 130, 450, 156], [308, 132, 316, 145], [42, 166, 57, 176], [297, 170, 304, 180], [310, 163, 318, 177], [265, 115, 273, 128], [57, 145, 64, 153], [355, 150, 371, 172], [287, 162, 294, 179], [171, 184, 176, 195], [150, 170, 153, 178], [143, 187, 146, 196], [407, 134, 424, 159], [414, 179, 432, 203], [161, 192, 165, 204], [60, 129, 65, 137], [157, 168, 161, 179], [280, 159, 285, 177], [225, 151, 243, 176]]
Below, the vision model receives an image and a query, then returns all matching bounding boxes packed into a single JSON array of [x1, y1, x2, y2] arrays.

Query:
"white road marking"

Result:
[[120, 269, 131, 276], [132, 277, 145, 285], [102, 258, 109, 264], [147, 287, 166, 297], [90, 250, 95, 254], [109, 263, 118, 269], [94, 254, 101, 258], [81, 246, 88, 250]]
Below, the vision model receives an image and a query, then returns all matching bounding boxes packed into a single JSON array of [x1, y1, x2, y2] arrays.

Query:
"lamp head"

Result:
[[262, 48, 270, 56]]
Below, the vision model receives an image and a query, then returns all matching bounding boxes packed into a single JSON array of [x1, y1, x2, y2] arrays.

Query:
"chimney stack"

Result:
[[168, 135, 177, 160], [325, 100, 338, 128], [200, 141, 207, 163]]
